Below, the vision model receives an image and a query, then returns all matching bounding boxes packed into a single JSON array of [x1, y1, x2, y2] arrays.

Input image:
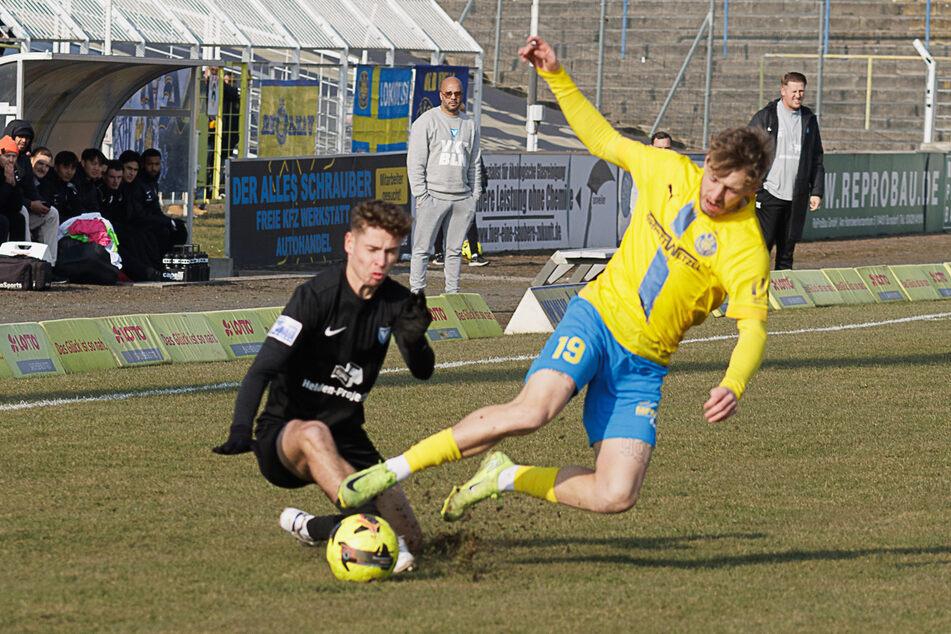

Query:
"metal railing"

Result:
[[760, 52, 951, 133]]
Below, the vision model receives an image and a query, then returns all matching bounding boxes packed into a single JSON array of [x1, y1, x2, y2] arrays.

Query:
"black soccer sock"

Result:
[[306, 514, 346, 541], [309, 502, 379, 540]]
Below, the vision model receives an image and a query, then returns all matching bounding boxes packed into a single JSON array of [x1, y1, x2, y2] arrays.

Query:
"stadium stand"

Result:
[[436, 0, 951, 151]]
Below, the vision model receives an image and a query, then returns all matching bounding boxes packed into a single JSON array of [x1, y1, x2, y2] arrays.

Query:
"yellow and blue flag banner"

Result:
[[411, 65, 469, 121], [259, 80, 320, 157], [352, 66, 412, 153]]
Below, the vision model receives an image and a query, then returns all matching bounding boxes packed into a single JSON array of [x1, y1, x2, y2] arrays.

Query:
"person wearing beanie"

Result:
[[0, 136, 27, 241]]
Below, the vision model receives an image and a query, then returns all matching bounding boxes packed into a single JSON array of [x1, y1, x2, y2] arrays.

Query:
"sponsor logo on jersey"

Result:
[[268, 315, 302, 346], [324, 325, 347, 337], [331, 362, 364, 388], [301, 378, 366, 403], [695, 232, 718, 257]]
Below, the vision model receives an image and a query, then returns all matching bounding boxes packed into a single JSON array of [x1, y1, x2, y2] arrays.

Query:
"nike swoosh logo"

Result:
[[324, 326, 347, 337], [345, 471, 369, 492]]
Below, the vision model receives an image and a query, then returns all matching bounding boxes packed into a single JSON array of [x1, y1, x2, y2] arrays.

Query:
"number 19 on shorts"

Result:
[[551, 336, 585, 364]]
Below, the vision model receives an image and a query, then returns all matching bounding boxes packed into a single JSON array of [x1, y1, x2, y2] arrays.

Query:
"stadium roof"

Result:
[[0, 0, 482, 58]]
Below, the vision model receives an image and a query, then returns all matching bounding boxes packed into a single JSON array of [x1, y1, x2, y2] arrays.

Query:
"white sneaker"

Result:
[[279, 507, 317, 546], [393, 535, 416, 574]]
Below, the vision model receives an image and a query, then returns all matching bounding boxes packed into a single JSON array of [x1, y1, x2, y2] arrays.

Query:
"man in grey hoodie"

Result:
[[406, 76, 481, 294]]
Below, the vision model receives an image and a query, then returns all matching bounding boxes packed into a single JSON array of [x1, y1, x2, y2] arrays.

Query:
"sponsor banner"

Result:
[[790, 270, 844, 306], [505, 283, 586, 334], [97, 315, 170, 367], [147, 313, 229, 363], [411, 65, 469, 122], [229, 152, 409, 267], [251, 307, 283, 332], [821, 268, 876, 304], [258, 80, 319, 158], [352, 66, 412, 153], [0, 345, 11, 379], [425, 295, 468, 342], [939, 155, 951, 232], [478, 153, 617, 252], [855, 265, 910, 302], [441, 293, 503, 339], [804, 153, 938, 239], [768, 271, 815, 310], [478, 154, 571, 251], [568, 155, 619, 248], [203, 310, 269, 359], [40, 318, 118, 373], [888, 264, 942, 301], [920, 263, 951, 297], [112, 69, 191, 193], [0, 323, 65, 378]]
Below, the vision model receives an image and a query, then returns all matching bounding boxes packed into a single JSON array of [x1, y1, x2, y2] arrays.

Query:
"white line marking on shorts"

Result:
[[4, 312, 949, 411]]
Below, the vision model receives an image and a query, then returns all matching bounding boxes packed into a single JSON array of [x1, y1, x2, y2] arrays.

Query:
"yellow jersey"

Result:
[[539, 66, 769, 395]]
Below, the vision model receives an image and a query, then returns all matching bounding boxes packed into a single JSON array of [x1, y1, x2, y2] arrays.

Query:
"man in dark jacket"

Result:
[[131, 148, 188, 254], [748, 72, 824, 270]]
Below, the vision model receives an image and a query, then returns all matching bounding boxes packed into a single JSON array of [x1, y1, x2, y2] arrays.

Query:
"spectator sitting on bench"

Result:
[[73, 148, 107, 215], [131, 148, 188, 255], [0, 135, 27, 242], [26, 146, 60, 264], [101, 158, 162, 282], [39, 150, 82, 223]]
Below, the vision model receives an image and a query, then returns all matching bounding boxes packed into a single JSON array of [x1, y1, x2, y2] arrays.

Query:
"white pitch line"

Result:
[[4, 311, 950, 412], [0, 382, 240, 412]]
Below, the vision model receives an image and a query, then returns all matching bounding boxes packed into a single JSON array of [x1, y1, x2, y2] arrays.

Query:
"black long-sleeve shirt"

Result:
[[231, 264, 434, 438]]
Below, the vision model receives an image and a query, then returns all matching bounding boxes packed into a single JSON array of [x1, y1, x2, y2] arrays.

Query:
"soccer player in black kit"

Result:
[[212, 199, 434, 573]]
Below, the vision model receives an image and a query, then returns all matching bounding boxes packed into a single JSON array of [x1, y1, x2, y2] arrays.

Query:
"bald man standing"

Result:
[[406, 76, 481, 295]]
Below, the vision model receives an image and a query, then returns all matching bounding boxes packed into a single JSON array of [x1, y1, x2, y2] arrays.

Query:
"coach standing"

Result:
[[748, 72, 824, 270], [407, 76, 481, 294]]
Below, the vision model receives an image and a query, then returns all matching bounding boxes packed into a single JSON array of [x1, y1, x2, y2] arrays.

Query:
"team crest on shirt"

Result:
[[378, 326, 392, 344], [450, 127, 459, 138], [695, 232, 718, 257]]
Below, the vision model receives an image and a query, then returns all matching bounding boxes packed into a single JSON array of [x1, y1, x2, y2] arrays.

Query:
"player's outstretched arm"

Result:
[[703, 387, 737, 423], [394, 291, 435, 380], [518, 36, 637, 171], [705, 318, 767, 424], [517, 36, 560, 72], [212, 336, 292, 454]]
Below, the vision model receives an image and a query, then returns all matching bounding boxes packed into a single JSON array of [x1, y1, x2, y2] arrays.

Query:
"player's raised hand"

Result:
[[703, 386, 738, 423], [395, 291, 432, 343], [517, 36, 560, 73], [212, 433, 253, 455]]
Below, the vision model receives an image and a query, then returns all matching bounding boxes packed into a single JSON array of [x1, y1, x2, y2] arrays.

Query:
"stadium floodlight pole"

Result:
[[913, 38, 936, 144], [596, 0, 607, 109], [526, 0, 541, 152], [702, 0, 714, 149], [493, 0, 503, 84], [816, 0, 827, 120]]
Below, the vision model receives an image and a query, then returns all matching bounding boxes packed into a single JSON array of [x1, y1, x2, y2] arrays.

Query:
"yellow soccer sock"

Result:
[[512, 466, 559, 503], [403, 428, 462, 473]]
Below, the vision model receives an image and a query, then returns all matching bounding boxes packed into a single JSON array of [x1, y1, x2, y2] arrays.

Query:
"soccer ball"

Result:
[[326, 513, 398, 582]]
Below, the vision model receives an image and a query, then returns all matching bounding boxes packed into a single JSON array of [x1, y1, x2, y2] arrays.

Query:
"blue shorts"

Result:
[[526, 296, 668, 446]]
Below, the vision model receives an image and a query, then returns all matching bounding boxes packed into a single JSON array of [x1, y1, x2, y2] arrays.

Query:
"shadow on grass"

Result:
[[419, 530, 951, 572], [510, 543, 951, 569], [673, 351, 951, 376], [382, 365, 525, 388]]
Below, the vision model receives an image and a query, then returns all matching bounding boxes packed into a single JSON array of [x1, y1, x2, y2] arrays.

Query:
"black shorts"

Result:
[[252, 418, 384, 490]]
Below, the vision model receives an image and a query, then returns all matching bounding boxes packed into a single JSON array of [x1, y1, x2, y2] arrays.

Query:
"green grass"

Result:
[[2, 302, 950, 631], [190, 205, 225, 258]]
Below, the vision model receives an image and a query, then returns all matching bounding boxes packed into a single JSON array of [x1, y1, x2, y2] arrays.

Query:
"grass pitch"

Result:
[[2, 302, 950, 632]]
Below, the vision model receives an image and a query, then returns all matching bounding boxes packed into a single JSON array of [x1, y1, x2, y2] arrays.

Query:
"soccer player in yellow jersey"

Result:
[[338, 35, 774, 523]]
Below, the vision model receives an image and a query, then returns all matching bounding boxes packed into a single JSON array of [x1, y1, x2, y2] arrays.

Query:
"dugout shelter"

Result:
[[0, 0, 483, 223]]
